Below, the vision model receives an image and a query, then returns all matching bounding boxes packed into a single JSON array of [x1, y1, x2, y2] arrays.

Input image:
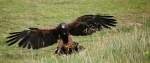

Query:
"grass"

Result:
[[0, 0, 150, 63]]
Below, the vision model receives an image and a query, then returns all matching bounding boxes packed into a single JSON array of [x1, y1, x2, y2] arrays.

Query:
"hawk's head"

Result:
[[56, 22, 69, 35]]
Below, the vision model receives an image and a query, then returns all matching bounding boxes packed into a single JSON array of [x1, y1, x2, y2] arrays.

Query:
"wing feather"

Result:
[[69, 14, 117, 36], [6, 28, 59, 49]]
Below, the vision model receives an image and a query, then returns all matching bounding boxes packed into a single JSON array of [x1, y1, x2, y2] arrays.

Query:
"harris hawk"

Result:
[[6, 14, 117, 55]]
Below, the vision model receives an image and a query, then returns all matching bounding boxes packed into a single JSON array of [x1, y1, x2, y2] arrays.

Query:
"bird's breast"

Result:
[[60, 35, 68, 44]]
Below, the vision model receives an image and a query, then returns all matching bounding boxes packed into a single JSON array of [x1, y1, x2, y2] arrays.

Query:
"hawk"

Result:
[[6, 14, 117, 55]]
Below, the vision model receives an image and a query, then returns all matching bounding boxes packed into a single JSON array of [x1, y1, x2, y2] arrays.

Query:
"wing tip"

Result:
[[9, 32, 21, 34], [29, 28, 38, 30]]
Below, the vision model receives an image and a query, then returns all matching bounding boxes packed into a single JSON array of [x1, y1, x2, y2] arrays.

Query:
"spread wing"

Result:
[[6, 28, 59, 49], [68, 14, 117, 36]]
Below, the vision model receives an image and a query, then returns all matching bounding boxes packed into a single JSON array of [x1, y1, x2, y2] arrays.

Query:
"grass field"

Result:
[[0, 0, 150, 63]]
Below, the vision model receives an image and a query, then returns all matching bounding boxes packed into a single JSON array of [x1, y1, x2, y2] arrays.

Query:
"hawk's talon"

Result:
[[65, 45, 71, 51], [54, 54, 58, 56]]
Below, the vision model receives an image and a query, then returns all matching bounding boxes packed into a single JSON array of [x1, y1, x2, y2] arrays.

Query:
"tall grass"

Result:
[[0, 0, 150, 63]]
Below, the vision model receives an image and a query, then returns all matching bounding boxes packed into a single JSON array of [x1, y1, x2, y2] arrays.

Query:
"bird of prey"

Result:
[[6, 14, 117, 55]]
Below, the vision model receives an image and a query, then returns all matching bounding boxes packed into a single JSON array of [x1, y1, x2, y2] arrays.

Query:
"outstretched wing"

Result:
[[68, 14, 117, 36], [6, 28, 59, 49]]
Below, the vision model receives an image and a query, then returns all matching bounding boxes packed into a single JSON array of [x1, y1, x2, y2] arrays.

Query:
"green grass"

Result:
[[0, 0, 150, 63]]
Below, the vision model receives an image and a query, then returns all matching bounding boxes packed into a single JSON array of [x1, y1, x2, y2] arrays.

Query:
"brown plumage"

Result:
[[6, 14, 117, 55], [7, 28, 59, 49], [69, 15, 117, 36]]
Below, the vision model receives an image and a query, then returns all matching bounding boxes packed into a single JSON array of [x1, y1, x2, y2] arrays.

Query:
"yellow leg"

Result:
[[66, 35, 72, 51]]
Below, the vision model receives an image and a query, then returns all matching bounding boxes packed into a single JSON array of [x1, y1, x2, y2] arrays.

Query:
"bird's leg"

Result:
[[65, 35, 72, 51], [54, 39, 63, 56]]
